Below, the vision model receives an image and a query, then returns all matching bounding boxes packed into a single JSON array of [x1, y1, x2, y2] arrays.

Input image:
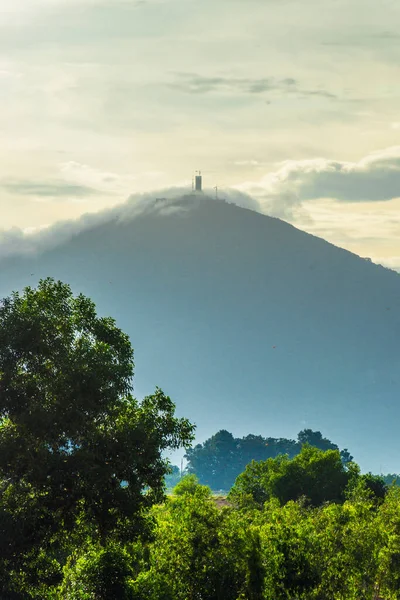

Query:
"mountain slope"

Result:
[[1, 195, 399, 471]]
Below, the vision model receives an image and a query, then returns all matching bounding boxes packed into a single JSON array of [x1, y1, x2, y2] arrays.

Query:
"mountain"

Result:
[[1, 194, 399, 472]]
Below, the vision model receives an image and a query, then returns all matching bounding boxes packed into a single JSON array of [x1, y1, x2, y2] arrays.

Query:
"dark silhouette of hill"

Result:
[[1, 194, 399, 471]]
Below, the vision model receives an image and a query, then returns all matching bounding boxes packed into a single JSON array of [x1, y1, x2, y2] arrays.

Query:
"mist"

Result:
[[0, 187, 262, 261]]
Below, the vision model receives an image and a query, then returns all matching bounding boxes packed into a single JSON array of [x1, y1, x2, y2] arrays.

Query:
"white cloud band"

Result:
[[235, 146, 400, 218]]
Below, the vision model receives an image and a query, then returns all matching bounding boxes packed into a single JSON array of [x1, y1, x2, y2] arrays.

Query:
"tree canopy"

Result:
[[0, 278, 194, 590], [228, 445, 355, 508], [185, 428, 353, 491], [1, 278, 398, 600]]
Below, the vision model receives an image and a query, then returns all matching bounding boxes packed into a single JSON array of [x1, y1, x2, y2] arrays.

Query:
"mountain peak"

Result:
[[0, 197, 399, 471]]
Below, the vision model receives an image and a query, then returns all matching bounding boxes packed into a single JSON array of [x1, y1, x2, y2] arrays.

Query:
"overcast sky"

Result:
[[1, 0, 400, 268]]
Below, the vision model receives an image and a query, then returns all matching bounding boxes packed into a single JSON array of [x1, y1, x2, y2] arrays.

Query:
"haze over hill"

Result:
[[1, 192, 399, 472]]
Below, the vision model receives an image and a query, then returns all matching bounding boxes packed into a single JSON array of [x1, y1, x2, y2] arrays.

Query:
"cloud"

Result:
[[0, 163, 167, 207], [0, 179, 99, 199], [169, 74, 289, 95], [323, 30, 400, 47], [60, 162, 135, 193], [0, 184, 398, 279], [234, 160, 262, 167], [0, 198, 135, 260], [60, 161, 167, 195], [169, 73, 336, 99], [0, 187, 263, 260], [235, 146, 400, 218]]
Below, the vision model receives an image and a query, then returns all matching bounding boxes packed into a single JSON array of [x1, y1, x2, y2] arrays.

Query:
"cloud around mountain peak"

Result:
[[0, 188, 261, 261]]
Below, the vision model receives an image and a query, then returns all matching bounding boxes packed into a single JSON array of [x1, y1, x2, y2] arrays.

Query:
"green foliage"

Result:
[[3, 279, 400, 599], [298, 428, 354, 466], [4, 442, 400, 599], [311, 499, 380, 599], [381, 473, 400, 487], [126, 486, 400, 600], [131, 570, 173, 600], [186, 428, 352, 491], [60, 544, 135, 600], [245, 529, 265, 600], [256, 501, 321, 600], [297, 428, 338, 450], [0, 279, 194, 594], [0, 481, 64, 598], [229, 445, 352, 508], [134, 491, 249, 600], [357, 473, 388, 501], [172, 473, 210, 497], [374, 486, 400, 597], [185, 430, 242, 491]]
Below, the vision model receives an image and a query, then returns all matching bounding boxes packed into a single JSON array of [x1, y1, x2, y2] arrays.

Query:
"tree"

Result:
[[360, 473, 388, 501], [313, 499, 380, 599], [376, 486, 400, 597], [185, 430, 239, 490], [258, 501, 322, 600], [173, 473, 210, 497], [60, 543, 135, 600], [0, 279, 194, 561], [185, 431, 300, 491], [340, 448, 354, 465], [229, 445, 352, 508], [297, 429, 338, 452], [186, 429, 352, 492], [134, 489, 249, 600], [381, 473, 400, 487]]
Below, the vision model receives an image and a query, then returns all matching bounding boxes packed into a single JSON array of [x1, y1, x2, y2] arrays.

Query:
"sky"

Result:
[[1, 0, 400, 269]]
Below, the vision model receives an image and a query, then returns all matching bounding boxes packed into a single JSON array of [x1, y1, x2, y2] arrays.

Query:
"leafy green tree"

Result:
[[340, 448, 354, 465], [264, 436, 299, 460], [297, 428, 338, 451], [186, 430, 300, 490], [185, 431, 300, 492], [0, 482, 64, 598], [238, 435, 299, 476], [172, 473, 210, 497], [313, 499, 381, 599], [244, 528, 265, 600], [359, 473, 388, 501], [257, 501, 322, 600], [381, 473, 400, 487], [376, 486, 400, 598], [0, 279, 194, 588], [227, 458, 277, 509], [229, 445, 352, 508], [60, 543, 135, 600], [134, 490, 249, 600], [186, 429, 351, 492], [185, 429, 239, 490]]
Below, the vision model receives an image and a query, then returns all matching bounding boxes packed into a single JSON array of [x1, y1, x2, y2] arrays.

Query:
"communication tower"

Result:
[[195, 170, 202, 192]]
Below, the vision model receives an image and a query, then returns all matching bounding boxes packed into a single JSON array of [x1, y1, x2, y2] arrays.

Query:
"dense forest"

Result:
[[178, 429, 399, 492], [1, 279, 400, 599], [183, 428, 354, 491]]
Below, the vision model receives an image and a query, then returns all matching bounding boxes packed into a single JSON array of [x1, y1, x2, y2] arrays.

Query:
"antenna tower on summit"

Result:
[[195, 170, 202, 192]]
